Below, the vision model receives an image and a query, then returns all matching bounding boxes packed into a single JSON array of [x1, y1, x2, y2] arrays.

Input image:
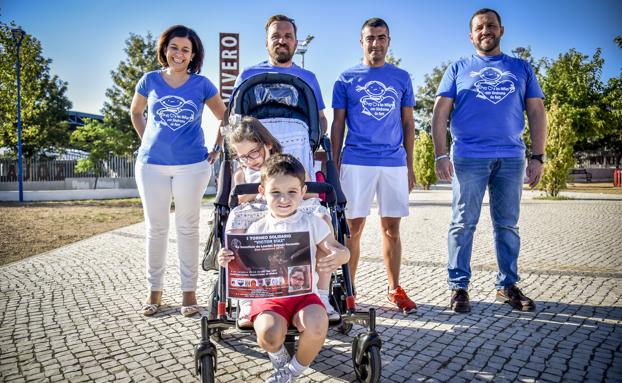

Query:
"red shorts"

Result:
[[250, 293, 323, 326]]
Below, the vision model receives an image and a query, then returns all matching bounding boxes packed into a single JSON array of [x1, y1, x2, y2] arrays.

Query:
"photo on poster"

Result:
[[226, 232, 313, 299]]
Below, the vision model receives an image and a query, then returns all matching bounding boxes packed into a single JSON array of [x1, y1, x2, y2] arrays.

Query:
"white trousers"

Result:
[[135, 160, 211, 292]]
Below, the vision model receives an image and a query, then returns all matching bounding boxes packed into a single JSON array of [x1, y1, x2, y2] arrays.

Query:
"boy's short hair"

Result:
[[260, 153, 306, 187]]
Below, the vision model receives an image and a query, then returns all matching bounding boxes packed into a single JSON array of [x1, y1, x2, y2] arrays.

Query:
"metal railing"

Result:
[[0, 155, 136, 182]]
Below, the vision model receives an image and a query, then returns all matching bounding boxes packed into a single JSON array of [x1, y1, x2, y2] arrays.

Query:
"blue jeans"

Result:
[[447, 156, 525, 290]]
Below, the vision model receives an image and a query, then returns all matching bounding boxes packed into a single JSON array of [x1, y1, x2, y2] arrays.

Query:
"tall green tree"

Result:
[[101, 32, 159, 151], [0, 21, 72, 158], [590, 35, 622, 166], [539, 48, 608, 150], [413, 62, 450, 132]]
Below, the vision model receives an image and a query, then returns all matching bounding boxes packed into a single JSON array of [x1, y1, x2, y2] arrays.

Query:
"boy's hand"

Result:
[[218, 248, 234, 267], [317, 241, 343, 273]]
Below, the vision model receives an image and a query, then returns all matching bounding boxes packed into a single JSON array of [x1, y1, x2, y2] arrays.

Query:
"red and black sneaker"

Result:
[[387, 286, 417, 314]]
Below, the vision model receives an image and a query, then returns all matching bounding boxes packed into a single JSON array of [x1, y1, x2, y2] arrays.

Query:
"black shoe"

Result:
[[450, 288, 471, 313], [496, 284, 535, 311]]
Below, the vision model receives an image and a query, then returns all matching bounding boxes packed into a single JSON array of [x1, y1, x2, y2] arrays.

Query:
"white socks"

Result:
[[287, 355, 307, 376]]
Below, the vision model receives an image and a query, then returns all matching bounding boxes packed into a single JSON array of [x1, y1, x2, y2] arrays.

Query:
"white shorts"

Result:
[[340, 164, 409, 219]]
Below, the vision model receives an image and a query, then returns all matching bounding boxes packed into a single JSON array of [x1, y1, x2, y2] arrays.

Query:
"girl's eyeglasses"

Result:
[[236, 146, 263, 163]]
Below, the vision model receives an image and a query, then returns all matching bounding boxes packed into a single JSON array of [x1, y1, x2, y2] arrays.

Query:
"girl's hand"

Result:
[[218, 248, 234, 267]]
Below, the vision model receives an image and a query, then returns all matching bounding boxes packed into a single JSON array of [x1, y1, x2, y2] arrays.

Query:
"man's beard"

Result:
[[271, 46, 294, 64], [474, 36, 500, 53]]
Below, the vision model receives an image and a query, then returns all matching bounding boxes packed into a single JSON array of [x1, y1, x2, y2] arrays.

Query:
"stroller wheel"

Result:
[[199, 354, 215, 383], [352, 342, 381, 383]]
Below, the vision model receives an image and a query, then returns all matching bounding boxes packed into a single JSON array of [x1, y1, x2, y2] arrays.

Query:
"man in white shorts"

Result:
[[331, 17, 417, 314]]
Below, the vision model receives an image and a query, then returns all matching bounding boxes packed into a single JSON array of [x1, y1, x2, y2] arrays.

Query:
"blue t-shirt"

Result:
[[235, 61, 325, 110], [136, 70, 218, 165], [332, 63, 415, 167], [437, 54, 544, 158]]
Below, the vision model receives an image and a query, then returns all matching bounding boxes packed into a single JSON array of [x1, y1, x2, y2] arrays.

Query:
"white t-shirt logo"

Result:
[[470, 67, 517, 104], [154, 95, 198, 131], [356, 80, 398, 121]]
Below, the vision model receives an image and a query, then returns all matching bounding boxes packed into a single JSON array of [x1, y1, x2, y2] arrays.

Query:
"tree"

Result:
[[385, 49, 402, 66], [414, 62, 451, 132], [70, 119, 132, 189], [101, 32, 159, 152], [541, 99, 577, 196], [0, 20, 72, 158], [589, 35, 622, 167], [539, 48, 608, 150], [413, 130, 437, 190]]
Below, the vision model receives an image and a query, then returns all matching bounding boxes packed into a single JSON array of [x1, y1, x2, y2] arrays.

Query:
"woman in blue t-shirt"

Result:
[[130, 25, 226, 317]]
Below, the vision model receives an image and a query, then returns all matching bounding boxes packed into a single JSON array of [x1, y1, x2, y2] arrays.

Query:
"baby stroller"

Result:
[[195, 73, 381, 383]]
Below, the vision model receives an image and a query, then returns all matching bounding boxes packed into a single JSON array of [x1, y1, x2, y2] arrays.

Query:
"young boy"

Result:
[[218, 153, 350, 382]]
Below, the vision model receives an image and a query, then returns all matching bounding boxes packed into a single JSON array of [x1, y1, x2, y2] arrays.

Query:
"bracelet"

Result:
[[434, 154, 449, 162], [212, 144, 222, 152]]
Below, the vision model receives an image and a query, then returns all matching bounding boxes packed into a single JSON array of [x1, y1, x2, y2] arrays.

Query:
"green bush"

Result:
[[541, 100, 577, 196], [413, 130, 437, 190]]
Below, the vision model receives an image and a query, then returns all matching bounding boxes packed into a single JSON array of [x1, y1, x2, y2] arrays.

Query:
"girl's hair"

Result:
[[227, 116, 283, 156], [157, 25, 204, 74]]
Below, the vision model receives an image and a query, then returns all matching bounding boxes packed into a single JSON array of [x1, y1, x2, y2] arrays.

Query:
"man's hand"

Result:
[[407, 168, 416, 192], [435, 157, 454, 181], [526, 159, 544, 189]]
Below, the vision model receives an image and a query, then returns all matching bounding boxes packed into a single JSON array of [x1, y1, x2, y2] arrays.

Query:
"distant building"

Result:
[[67, 110, 104, 131]]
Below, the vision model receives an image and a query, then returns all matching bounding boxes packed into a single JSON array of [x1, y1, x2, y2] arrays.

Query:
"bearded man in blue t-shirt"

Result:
[[331, 18, 417, 314], [432, 8, 547, 314], [234, 14, 328, 134]]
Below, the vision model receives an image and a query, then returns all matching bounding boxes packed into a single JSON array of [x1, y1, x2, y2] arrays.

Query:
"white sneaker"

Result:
[[319, 293, 340, 321], [266, 366, 297, 383], [268, 349, 289, 371], [237, 299, 252, 328]]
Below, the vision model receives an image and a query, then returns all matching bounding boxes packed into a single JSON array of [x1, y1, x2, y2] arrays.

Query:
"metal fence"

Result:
[[0, 155, 136, 182]]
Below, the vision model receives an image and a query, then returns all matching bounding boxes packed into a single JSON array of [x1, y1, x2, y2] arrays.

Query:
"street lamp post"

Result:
[[11, 27, 26, 202], [295, 35, 314, 68]]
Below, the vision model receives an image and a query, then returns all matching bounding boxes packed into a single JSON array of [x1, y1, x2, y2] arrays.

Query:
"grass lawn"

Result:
[[0, 196, 213, 266], [563, 182, 622, 195]]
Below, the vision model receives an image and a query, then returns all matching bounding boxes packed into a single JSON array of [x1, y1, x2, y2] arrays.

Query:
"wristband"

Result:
[[212, 144, 222, 152], [435, 154, 449, 162]]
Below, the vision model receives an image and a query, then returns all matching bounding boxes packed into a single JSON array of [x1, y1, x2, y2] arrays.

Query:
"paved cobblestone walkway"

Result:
[[1, 189, 621, 382]]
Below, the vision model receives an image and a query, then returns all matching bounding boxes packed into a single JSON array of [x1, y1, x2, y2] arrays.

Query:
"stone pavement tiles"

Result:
[[0, 195, 621, 382]]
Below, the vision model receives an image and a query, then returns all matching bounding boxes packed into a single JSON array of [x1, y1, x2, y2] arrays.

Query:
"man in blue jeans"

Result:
[[431, 8, 547, 313]]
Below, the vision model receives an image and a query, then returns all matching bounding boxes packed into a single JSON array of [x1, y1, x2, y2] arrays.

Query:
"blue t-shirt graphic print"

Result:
[[136, 71, 218, 165], [436, 54, 544, 158], [332, 63, 415, 167]]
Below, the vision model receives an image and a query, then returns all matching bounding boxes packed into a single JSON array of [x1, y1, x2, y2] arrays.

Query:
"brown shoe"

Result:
[[450, 288, 471, 313], [496, 284, 535, 311]]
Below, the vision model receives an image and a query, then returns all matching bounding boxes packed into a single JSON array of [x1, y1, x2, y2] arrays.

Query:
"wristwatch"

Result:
[[212, 143, 222, 153], [530, 154, 545, 164]]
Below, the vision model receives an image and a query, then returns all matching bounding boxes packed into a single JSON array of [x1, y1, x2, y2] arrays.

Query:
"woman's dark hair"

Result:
[[157, 25, 204, 74]]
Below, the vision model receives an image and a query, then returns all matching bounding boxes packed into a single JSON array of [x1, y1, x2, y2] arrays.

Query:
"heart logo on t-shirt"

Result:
[[361, 96, 396, 121], [154, 95, 198, 131], [473, 80, 516, 104], [356, 80, 399, 121]]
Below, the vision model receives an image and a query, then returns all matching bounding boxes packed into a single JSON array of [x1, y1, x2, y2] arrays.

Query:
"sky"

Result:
[[3, 0, 622, 146]]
